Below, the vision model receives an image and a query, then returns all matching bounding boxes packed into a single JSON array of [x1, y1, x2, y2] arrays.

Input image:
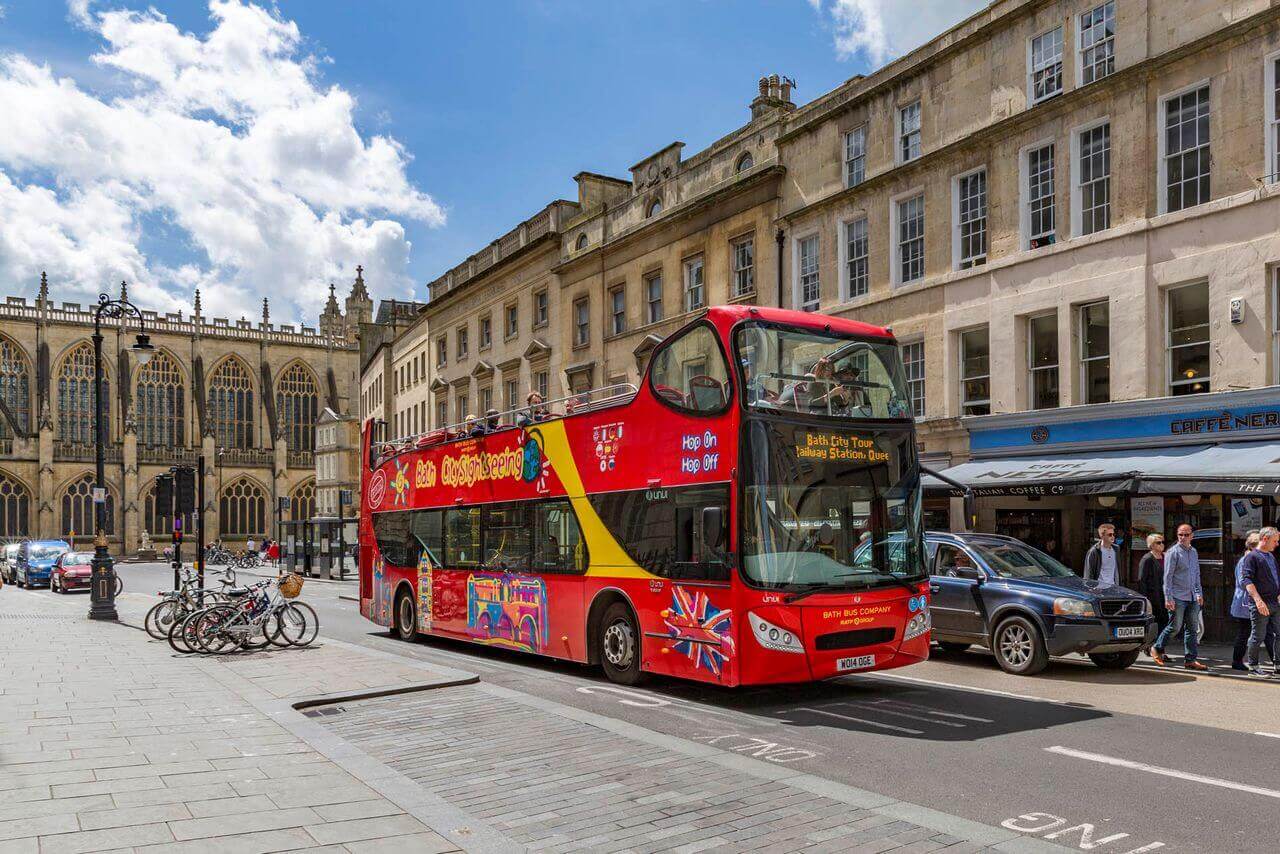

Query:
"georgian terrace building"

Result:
[[772, 0, 1280, 639], [0, 272, 372, 553]]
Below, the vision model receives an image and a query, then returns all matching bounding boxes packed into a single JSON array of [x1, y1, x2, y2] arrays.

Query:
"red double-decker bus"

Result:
[[358, 305, 931, 686]]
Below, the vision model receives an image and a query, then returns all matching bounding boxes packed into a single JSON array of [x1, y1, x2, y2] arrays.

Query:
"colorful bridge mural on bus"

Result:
[[466, 572, 549, 653]]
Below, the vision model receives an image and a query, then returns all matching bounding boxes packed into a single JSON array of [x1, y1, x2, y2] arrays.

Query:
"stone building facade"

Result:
[[0, 272, 372, 553]]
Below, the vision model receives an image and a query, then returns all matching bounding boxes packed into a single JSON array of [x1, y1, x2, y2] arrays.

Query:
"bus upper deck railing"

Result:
[[373, 383, 639, 463]]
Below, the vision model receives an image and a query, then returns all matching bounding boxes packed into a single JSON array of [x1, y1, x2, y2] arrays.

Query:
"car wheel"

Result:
[[1089, 650, 1141, 670], [14, 572, 23, 589], [936, 641, 971, 654], [394, 590, 416, 642], [52, 576, 61, 594], [992, 615, 1049, 676], [599, 602, 645, 686]]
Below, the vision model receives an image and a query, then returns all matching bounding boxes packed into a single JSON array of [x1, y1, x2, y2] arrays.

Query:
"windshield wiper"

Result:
[[783, 582, 842, 604], [835, 568, 922, 595]]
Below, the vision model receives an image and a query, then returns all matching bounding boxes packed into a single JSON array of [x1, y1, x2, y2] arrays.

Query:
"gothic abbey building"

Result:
[[0, 271, 372, 553]]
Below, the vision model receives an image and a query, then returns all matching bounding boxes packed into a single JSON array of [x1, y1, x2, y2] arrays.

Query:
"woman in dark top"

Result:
[[1137, 533, 1168, 646]]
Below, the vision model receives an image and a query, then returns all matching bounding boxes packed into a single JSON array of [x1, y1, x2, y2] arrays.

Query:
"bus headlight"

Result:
[[748, 612, 804, 653], [903, 609, 931, 641]]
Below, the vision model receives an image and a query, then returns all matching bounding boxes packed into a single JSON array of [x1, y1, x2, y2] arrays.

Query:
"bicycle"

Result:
[[187, 574, 317, 654], [146, 566, 238, 640]]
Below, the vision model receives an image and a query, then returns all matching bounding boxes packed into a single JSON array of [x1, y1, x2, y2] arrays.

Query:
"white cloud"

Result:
[[0, 0, 443, 322], [809, 0, 986, 66]]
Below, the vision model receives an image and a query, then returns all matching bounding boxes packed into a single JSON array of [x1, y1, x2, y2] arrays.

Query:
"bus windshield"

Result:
[[735, 323, 912, 420], [741, 420, 926, 593]]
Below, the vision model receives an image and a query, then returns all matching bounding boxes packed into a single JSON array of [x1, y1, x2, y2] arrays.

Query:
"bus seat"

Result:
[[655, 384, 685, 406], [688, 375, 725, 410]]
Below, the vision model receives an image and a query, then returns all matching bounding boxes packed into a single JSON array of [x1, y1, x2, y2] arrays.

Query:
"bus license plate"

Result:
[[1114, 626, 1144, 639], [836, 654, 875, 672]]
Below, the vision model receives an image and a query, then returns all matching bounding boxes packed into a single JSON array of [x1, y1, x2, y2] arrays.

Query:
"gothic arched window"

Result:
[[0, 471, 31, 537], [219, 477, 266, 537], [136, 351, 185, 448], [61, 473, 113, 537], [289, 479, 316, 522], [57, 342, 106, 445], [0, 335, 31, 439], [276, 363, 318, 453], [208, 357, 254, 449]]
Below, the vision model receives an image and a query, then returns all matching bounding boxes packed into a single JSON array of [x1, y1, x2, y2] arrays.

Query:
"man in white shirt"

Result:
[[1083, 523, 1120, 587]]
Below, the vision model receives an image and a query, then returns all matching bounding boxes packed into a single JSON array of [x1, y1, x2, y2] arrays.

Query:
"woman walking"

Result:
[[1137, 533, 1167, 653], [1232, 531, 1276, 670]]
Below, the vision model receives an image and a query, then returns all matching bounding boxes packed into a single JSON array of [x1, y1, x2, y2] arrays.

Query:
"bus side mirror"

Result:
[[702, 507, 725, 551]]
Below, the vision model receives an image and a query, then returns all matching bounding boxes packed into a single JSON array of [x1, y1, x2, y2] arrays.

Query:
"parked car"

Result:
[[51, 551, 95, 593], [0, 542, 21, 584], [13, 540, 72, 589], [922, 532, 1156, 675]]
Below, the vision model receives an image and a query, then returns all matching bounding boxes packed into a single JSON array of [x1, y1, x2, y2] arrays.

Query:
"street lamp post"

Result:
[[88, 288, 154, 621]]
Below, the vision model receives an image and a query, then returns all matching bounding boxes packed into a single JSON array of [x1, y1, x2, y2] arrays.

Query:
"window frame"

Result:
[[479, 314, 492, 350], [900, 338, 926, 419], [1019, 138, 1057, 250], [1157, 80, 1212, 216], [890, 188, 926, 286], [1078, 299, 1111, 404], [573, 296, 590, 348], [952, 167, 988, 270], [1265, 50, 1280, 184], [844, 124, 867, 187], [1026, 311, 1060, 411], [1027, 25, 1065, 105], [838, 216, 869, 300], [793, 231, 821, 311], [646, 319, 734, 419], [533, 289, 549, 328], [683, 255, 706, 313], [644, 271, 664, 325], [731, 234, 755, 298], [1070, 116, 1112, 237], [896, 101, 922, 164], [959, 326, 991, 416], [1166, 281, 1212, 396], [609, 284, 627, 336], [455, 326, 469, 361], [505, 303, 519, 339], [1077, 2, 1116, 88]]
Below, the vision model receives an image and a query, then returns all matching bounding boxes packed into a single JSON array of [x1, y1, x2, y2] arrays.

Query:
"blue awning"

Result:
[[923, 441, 1280, 497]]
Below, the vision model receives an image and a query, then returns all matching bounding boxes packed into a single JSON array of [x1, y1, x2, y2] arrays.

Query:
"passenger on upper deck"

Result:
[[466, 415, 486, 438], [517, 392, 550, 427], [484, 409, 502, 432]]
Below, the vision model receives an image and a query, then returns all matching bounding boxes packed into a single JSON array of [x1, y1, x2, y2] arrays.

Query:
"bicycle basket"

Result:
[[279, 572, 304, 599]]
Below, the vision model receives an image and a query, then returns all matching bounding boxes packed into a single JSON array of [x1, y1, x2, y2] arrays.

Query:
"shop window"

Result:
[[1080, 301, 1110, 403], [1167, 282, 1210, 395], [960, 327, 990, 416], [1028, 313, 1059, 410]]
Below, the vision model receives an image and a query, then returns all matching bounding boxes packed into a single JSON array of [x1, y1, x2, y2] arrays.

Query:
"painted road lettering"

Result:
[[692, 733, 819, 764], [575, 685, 671, 708], [1001, 813, 1164, 852]]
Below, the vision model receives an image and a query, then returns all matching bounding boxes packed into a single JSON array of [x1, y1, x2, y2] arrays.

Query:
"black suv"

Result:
[[925, 532, 1156, 675]]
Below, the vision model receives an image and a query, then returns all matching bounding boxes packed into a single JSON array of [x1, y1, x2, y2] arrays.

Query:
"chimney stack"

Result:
[[750, 73, 797, 120]]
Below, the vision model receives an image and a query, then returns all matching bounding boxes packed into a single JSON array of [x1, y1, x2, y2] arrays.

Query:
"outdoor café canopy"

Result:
[[922, 440, 1280, 497]]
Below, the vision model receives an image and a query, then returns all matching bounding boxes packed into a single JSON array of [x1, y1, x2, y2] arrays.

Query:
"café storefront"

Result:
[[925, 388, 1280, 642]]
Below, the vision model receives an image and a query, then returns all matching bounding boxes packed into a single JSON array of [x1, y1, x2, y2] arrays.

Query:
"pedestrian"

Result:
[[246, 536, 257, 556], [1083, 523, 1122, 587], [1137, 533, 1169, 649], [266, 538, 280, 565], [1232, 531, 1276, 670], [1151, 524, 1208, 670], [1241, 526, 1280, 677]]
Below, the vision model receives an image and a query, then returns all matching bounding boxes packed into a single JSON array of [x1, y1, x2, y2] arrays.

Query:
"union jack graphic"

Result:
[[664, 586, 735, 676]]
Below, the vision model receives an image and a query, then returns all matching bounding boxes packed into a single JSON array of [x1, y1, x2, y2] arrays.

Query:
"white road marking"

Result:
[[1045, 746, 1280, 800], [859, 671, 1055, 704], [796, 706, 923, 735], [872, 699, 994, 723], [839, 701, 966, 728]]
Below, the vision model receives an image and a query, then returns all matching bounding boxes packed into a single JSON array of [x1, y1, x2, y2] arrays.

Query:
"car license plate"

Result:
[[836, 654, 875, 672], [1114, 626, 1144, 639]]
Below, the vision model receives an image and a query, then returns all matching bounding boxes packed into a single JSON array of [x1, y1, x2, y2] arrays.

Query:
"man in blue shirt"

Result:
[[1151, 524, 1208, 670], [1242, 526, 1280, 676]]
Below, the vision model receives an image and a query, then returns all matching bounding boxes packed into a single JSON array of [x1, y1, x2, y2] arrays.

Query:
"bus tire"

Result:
[[394, 589, 417, 642], [599, 602, 645, 686]]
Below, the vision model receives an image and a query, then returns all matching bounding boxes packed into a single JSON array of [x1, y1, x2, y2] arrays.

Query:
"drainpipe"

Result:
[[775, 227, 785, 309]]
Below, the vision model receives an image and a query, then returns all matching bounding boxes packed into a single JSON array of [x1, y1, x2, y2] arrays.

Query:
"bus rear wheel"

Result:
[[599, 603, 644, 686], [394, 590, 417, 642]]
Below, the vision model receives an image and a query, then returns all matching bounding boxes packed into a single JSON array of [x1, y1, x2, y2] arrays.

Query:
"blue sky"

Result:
[[0, 1, 982, 322]]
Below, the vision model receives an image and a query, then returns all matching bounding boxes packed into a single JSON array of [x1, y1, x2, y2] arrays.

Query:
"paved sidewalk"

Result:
[[0, 591, 476, 853]]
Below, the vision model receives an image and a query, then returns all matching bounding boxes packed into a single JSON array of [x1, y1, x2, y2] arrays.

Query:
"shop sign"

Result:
[[1129, 497, 1163, 549]]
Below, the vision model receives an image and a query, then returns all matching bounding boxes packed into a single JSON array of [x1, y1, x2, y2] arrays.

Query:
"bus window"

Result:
[[532, 500, 586, 573], [372, 510, 418, 567], [410, 510, 443, 566], [483, 504, 531, 570], [444, 507, 481, 568], [649, 323, 731, 415], [589, 485, 730, 580]]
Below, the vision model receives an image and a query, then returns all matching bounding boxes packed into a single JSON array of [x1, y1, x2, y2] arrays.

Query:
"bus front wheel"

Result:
[[394, 590, 417, 642], [600, 603, 645, 686]]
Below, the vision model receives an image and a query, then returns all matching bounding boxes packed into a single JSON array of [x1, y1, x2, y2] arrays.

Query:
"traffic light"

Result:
[[174, 467, 196, 515], [154, 474, 173, 519]]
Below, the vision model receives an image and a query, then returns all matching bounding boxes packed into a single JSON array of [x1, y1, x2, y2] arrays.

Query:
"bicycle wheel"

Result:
[[113, 574, 123, 597], [275, 602, 318, 647], [194, 605, 240, 654], [167, 611, 195, 654], [145, 599, 180, 640]]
